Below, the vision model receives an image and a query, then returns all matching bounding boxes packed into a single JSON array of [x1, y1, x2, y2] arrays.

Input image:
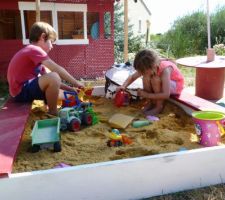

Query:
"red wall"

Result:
[[0, 0, 115, 80]]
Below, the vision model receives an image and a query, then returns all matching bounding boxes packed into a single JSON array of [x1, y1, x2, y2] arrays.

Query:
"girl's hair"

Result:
[[133, 49, 160, 73], [29, 22, 57, 43]]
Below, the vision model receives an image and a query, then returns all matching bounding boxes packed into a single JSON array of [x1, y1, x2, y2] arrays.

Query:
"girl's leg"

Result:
[[142, 75, 153, 112], [143, 75, 152, 92], [144, 76, 163, 115], [38, 72, 61, 115]]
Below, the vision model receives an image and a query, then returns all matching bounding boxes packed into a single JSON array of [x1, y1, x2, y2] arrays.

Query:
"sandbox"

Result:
[[1, 86, 225, 200]]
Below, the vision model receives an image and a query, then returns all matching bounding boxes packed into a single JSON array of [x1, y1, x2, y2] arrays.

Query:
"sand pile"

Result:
[[13, 97, 203, 173]]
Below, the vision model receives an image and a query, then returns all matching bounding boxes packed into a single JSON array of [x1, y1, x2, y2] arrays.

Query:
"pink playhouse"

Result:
[[0, 0, 115, 80]]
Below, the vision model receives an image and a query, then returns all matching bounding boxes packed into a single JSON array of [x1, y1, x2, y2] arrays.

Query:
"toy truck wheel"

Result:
[[115, 141, 123, 147], [107, 140, 112, 147], [60, 118, 68, 131], [69, 118, 81, 132], [107, 140, 116, 147], [32, 144, 40, 153], [54, 142, 61, 152], [82, 113, 93, 125]]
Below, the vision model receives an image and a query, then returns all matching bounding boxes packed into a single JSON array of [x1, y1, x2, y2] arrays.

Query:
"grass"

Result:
[[147, 184, 225, 200], [179, 64, 196, 87]]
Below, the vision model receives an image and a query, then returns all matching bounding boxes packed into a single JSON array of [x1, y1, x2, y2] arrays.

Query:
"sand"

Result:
[[13, 97, 209, 173]]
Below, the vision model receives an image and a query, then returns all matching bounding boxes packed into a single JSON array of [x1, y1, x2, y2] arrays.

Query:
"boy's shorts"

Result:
[[14, 77, 46, 103]]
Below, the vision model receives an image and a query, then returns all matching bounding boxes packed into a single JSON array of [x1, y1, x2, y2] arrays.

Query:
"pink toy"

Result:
[[192, 111, 225, 147], [54, 163, 71, 168], [146, 115, 159, 121]]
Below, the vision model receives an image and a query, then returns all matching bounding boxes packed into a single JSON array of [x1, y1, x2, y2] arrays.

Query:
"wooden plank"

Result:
[[1, 146, 225, 200], [170, 91, 225, 113], [0, 98, 31, 176], [169, 99, 195, 116]]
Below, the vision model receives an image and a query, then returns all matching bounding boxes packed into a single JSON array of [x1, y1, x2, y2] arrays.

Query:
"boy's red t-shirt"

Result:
[[7, 45, 49, 97]]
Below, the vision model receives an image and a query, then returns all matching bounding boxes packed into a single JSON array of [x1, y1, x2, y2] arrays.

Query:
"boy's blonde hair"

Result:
[[133, 49, 160, 73], [29, 22, 57, 43]]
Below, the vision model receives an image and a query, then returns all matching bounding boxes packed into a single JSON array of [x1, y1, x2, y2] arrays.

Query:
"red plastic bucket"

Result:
[[192, 111, 225, 147], [114, 91, 130, 107]]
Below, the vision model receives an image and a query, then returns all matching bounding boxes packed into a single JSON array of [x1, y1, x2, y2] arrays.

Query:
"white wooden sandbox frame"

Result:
[[1, 86, 225, 200]]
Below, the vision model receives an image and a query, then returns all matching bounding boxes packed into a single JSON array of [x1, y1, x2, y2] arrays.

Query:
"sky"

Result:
[[145, 0, 225, 34]]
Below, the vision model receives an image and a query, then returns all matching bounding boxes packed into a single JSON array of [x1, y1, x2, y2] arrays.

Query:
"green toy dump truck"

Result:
[[31, 118, 61, 153]]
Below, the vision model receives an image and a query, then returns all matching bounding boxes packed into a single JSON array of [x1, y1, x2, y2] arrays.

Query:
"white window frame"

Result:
[[18, 2, 88, 45]]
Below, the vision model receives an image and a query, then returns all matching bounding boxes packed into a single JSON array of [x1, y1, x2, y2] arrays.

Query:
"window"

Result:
[[18, 2, 88, 45], [0, 10, 22, 40], [104, 12, 111, 39], [58, 12, 84, 39], [24, 10, 52, 39], [87, 12, 99, 39]]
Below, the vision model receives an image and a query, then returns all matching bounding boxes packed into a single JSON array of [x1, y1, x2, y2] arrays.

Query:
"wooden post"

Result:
[[124, 0, 128, 62], [206, 0, 215, 62], [146, 20, 150, 45], [206, 0, 211, 49], [36, 0, 40, 22]]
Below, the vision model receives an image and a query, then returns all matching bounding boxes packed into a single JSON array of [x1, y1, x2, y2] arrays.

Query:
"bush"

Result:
[[213, 43, 225, 55], [114, 2, 145, 63], [152, 7, 225, 58], [158, 11, 207, 58]]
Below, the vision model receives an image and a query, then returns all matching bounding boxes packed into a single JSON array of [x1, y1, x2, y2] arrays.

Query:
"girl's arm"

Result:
[[117, 71, 142, 91], [138, 67, 172, 100], [42, 58, 84, 88]]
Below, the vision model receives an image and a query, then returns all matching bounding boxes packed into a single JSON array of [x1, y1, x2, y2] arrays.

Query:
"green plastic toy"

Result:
[[31, 118, 61, 153], [132, 120, 152, 128], [86, 107, 99, 125]]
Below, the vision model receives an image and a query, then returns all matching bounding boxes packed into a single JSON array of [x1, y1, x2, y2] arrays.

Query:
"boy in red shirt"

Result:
[[7, 22, 83, 115]]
